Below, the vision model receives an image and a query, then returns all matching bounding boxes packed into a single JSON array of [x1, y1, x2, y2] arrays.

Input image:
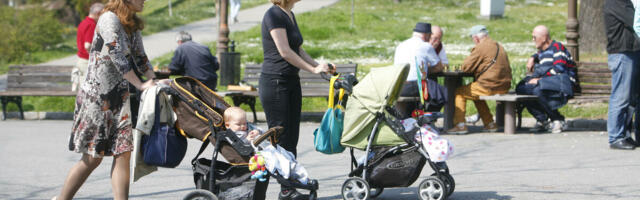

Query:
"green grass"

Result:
[[148, 0, 609, 118], [1, 1, 270, 113], [0, 0, 266, 74], [141, 0, 265, 34], [8, 0, 609, 118]]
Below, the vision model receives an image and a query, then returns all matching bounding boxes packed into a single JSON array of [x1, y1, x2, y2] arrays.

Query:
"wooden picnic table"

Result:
[[431, 71, 474, 129]]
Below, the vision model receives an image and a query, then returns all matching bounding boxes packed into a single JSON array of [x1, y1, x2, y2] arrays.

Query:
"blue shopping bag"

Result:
[[142, 96, 187, 168], [313, 75, 346, 154]]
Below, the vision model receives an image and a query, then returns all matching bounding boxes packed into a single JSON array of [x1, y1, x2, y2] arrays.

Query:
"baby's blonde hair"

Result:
[[270, 0, 289, 6], [223, 106, 246, 122]]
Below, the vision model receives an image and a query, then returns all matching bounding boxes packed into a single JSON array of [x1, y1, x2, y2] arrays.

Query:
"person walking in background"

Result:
[[230, 0, 241, 23], [447, 25, 512, 135], [168, 31, 220, 91], [260, 0, 330, 198], [72, 2, 104, 92], [55, 0, 157, 199], [516, 25, 577, 134], [603, 0, 640, 150]]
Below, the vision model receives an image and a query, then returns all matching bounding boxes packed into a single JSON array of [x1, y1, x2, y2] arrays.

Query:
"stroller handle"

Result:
[[320, 63, 337, 81]]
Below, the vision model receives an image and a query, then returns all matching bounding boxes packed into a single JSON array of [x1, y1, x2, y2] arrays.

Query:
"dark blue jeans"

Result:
[[259, 73, 302, 157], [607, 52, 640, 143], [515, 79, 565, 123]]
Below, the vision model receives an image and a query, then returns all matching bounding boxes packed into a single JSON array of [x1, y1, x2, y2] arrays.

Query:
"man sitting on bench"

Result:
[[447, 25, 512, 134], [393, 22, 447, 117], [515, 25, 577, 134]]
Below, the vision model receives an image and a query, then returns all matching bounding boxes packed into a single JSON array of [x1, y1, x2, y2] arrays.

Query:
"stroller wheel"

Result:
[[183, 189, 218, 200], [418, 176, 446, 200], [431, 172, 455, 197], [309, 190, 318, 200], [369, 187, 384, 198], [341, 177, 370, 200]]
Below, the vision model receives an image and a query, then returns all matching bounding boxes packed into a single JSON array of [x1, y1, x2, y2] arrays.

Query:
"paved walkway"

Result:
[[1, 121, 639, 199], [41, 0, 339, 66]]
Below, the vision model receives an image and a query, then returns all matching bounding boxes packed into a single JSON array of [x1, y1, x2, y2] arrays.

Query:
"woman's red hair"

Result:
[[103, 0, 144, 34]]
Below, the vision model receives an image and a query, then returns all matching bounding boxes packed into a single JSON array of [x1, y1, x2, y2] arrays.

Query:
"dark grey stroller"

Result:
[[164, 77, 318, 200]]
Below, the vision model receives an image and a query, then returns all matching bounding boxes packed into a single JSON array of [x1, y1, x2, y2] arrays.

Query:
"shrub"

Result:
[[0, 5, 66, 63]]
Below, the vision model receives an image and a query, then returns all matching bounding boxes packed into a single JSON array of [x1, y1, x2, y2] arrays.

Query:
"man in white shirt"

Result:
[[393, 22, 446, 116], [393, 22, 443, 82]]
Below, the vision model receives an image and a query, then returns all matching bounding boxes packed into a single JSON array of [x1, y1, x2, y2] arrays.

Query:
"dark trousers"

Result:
[[515, 80, 565, 123], [259, 73, 302, 157], [201, 78, 218, 92]]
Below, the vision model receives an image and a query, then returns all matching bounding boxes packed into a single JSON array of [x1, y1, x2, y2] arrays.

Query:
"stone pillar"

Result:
[[217, 0, 229, 54], [566, 0, 579, 61], [480, 0, 505, 19]]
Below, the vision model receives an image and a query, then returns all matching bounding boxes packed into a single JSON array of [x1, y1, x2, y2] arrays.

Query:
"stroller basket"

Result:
[[366, 146, 426, 188], [193, 158, 261, 200]]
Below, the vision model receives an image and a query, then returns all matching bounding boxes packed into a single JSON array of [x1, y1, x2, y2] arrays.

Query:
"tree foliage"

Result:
[[0, 5, 67, 62], [71, 0, 107, 19]]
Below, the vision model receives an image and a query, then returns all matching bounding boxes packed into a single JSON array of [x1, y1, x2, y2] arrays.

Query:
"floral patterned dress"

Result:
[[69, 11, 152, 158]]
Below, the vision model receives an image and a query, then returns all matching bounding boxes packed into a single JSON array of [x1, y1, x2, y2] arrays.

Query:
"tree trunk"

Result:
[[578, 0, 607, 55]]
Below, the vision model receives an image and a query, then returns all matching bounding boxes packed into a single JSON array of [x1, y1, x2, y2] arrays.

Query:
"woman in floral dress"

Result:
[[55, 0, 156, 199]]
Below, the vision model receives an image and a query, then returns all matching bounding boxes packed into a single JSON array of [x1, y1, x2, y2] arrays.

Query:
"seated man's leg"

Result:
[[449, 83, 474, 134], [205, 78, 218, 91], [397, 82, 419, 117], [516, 80, 549, 124], [470, 82, 500, 131]]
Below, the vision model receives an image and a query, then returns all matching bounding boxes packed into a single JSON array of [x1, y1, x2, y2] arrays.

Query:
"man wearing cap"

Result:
[[448, 25, 512, 134], [169, 31, 220, 91], [515, 25, 577, 134], [393, 22, 446, 116]]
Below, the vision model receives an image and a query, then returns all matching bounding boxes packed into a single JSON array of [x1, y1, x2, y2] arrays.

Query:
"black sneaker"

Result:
[[278, 189, 310, 200]]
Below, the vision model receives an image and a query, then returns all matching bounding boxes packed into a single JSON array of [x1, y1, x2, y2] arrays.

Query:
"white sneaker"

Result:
[[465, 114, 480, 125], [530, 121, 549, 132], [551, 120, 565, 134]]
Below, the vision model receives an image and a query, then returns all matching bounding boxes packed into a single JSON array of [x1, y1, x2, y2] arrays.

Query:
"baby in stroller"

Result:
[[223, 107, 315, 198], [223, 107, 263, 144]]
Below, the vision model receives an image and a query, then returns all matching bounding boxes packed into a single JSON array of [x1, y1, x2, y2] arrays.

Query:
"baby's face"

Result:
[[226, 115, 247, 132]]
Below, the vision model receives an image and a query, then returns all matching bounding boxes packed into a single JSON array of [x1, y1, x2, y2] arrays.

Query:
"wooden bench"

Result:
[[575, 62, 610, 101], [479, 94, 538, 134], [223, 63, 358, 122], [0, 65, 76, 120]]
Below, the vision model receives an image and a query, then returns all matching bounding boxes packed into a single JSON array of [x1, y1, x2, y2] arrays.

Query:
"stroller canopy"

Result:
[[341, 65, 409, 149]]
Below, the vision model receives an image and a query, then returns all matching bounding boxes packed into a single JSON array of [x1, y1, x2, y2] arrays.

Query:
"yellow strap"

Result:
[[328, 75, 338, 108], [334, 88, 345, 109]]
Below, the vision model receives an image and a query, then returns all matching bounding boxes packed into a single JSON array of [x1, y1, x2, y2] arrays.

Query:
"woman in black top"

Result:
[[260, 0, 330, 199]]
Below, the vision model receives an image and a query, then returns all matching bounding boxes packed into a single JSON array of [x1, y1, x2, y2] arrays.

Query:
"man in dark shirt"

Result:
[[603, 0, 640, 150], [169, 31, 220, 90]]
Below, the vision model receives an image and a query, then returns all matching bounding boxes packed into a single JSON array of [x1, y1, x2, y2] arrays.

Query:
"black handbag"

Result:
[[141, 96, 187, 168]]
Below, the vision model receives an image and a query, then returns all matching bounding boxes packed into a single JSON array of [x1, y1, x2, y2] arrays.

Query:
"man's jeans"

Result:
[[607, 52, 640, 143], [515, 80, 565, 123]]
